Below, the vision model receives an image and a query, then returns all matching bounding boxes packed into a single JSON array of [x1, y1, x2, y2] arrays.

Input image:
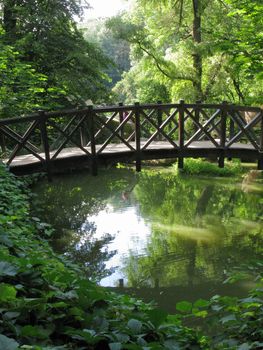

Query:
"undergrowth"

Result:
[[177, 159, 242, 176]]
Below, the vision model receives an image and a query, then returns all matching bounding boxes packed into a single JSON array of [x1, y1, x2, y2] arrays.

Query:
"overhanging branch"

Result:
[[137, 41, 194, 82]]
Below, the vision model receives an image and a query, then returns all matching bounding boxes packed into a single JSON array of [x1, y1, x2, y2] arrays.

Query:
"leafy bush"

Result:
[[178, 158, 242, 176], [0, 162, 206, 349], [176, 262, 263, 349]]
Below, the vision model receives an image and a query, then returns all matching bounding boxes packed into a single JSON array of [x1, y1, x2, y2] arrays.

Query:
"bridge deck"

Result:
[[7, 140, 258, 175]]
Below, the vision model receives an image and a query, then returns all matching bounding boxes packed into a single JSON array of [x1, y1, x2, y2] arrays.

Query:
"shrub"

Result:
[[178, 158, 242, 176]]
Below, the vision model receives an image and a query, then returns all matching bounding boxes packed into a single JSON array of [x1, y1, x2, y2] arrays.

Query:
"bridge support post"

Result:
[[80, 121, 88, 148], [88, 106, 98, 176], [218, 101, 227, 168], [118, 102, 124, 139], [258, 109, 263, 170], [0, 130, 6, 153], [39, 111, 52, 181], [157, 101, 162, 141], [134, 102, 141, 172], [178, 99, 185, 169]]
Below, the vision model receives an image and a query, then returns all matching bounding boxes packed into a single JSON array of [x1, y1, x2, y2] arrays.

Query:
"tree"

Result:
[[216, 0, 263, 104], [0, 28, 66, 117], [0, 0, 111, 110], [108, 0, 262, 105], [81, 18, 131, 89]]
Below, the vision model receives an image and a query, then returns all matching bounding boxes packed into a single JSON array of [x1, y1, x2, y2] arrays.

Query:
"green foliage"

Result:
[[0, 0, 111, 116], [0, 163, 206, 349], [175, 263, 263, 349], [179, 159, 242, 177], [109, 1, 262, 105], [81, 18, 131, 89], [0, 30, 66, 118], [1, 163, 262, 348]]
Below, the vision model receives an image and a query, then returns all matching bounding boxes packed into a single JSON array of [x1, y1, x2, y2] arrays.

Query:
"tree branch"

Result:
[[232, 78, 245, 103], [137, 41, 194, 82]]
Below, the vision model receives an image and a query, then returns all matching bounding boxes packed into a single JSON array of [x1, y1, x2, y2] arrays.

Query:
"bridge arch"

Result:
[[0, 101, 262, 177]]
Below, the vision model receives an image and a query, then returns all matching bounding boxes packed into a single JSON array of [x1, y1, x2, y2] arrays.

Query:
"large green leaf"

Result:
[[109, 343, 122, 350], [20, 325, 54, 339], [0, 334, 19, 350], [0, 284, 17, 301], [220, 314, 237, 324], [0, 262, 19, 276], [127, 319, 142, 334], [193, 299, 210, 309], [176, 301, 192, 313], [147, 308, 168, 327]]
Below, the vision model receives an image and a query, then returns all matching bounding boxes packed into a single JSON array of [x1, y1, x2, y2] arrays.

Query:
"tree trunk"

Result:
[[3, 0, 18, 42], [192, 0, 203, 101]]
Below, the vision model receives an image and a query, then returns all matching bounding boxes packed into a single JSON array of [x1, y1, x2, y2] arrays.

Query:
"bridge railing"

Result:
[[0, 101, 262, 175]]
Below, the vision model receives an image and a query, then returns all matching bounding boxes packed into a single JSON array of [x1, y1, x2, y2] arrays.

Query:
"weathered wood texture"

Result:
[[0, 102, 262, 175]]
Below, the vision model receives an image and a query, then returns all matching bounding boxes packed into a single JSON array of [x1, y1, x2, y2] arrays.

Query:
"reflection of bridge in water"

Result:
[[0, 101, 262, 177]]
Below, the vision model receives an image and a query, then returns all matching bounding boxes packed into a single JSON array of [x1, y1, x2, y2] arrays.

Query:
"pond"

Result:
[[31, 166, 263, 312]]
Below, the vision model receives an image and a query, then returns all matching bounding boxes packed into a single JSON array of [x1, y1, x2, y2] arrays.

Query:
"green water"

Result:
[[31, 167, 263, 312]]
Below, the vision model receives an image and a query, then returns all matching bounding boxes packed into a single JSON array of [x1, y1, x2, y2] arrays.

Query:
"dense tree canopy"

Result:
[[0, 0, 262, 116], [0, 0, 111, 117], [108, 0, 263, 105]]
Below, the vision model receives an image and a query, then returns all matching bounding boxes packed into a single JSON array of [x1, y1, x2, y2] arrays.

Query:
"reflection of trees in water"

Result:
[[66, 221, 117, 282], [124, 172, 263, 288], [31, 169, 136, 281]]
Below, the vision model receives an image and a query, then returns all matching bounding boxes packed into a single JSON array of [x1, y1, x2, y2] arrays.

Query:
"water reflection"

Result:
[[31, 168, 263, 300], [86, 205, 151, 286], [126, 171, 263, 290], [31, 169, 138, 281]]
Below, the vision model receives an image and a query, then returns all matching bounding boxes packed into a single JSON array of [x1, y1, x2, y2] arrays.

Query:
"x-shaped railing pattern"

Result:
[[0, 102, 262, 175]]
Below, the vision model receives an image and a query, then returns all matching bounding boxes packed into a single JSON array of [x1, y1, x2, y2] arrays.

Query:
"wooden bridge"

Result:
[[0, 101, 262, 177]]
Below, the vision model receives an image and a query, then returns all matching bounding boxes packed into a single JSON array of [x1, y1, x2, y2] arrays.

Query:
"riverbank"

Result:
[[0, 162, 206, 349], [1, 162, 262, 349]]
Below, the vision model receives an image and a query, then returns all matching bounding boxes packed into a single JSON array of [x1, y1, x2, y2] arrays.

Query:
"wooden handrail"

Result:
[[0, 103, 261, 126]]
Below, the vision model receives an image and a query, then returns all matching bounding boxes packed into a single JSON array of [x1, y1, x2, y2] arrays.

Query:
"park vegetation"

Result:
[[0, 0, 262, 348], [0, 0, 262, 119], [107, 0, 263, 105], [0, 162, 262, 349]]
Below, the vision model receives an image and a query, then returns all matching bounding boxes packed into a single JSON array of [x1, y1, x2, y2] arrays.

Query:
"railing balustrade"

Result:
[[0, 101, 262, 176]]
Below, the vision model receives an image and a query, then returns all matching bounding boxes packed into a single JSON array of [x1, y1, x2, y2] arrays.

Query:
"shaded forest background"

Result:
[[0, 0, 262, 119]]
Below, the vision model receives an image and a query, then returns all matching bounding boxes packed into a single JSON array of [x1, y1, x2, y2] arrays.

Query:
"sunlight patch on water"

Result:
[[82, 204, 151, 286], [153, 222, 221, 242]]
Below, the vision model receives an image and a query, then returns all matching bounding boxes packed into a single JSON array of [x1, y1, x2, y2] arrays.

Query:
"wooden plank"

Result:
[[141, 110, 178, 150], [6, 120, 41, 165], [5, 140, 258, 168], [0, 103, 260, 127]]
